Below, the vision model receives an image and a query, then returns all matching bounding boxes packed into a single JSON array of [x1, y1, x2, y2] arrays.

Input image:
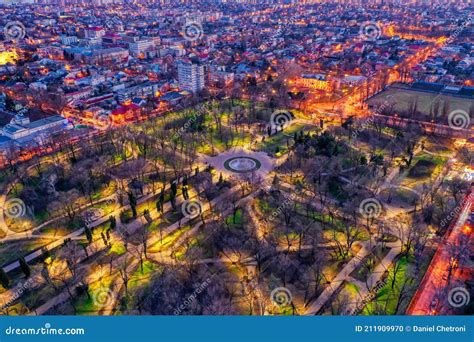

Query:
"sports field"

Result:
[[367, 83, 474, 124]]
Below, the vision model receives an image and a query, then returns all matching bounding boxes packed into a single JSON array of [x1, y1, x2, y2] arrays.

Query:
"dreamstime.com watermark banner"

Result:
[[0, 316, 471, 342], [3, 322, 85, 337]]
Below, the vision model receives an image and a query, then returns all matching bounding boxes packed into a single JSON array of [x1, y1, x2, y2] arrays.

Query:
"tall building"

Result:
[[178, 61, 205, 93]]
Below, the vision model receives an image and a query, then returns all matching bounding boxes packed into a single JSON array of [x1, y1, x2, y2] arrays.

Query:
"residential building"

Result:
[[178, 61, 205, 93]]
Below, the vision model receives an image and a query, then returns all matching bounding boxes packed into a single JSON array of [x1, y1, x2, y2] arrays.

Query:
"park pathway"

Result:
[[304, 240, 374, 315]]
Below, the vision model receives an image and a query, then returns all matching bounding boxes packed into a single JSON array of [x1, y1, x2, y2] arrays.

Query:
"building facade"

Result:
[[178, 61, 205, 93]]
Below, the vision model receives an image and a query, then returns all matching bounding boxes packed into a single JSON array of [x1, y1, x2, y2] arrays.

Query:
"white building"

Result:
[[1, 114, 69, 141], [178, 61, 205, 93], [129, 39, 155, 56], [116, 82, 160, 102], [61, 36, 78, 46]]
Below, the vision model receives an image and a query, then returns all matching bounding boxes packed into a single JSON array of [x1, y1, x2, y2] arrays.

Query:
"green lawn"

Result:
[[107, 242, 126, 256], [75, 276, 115, 314], [129, 260, 158, 289], [362, 256, 409, 315], [256, 122, 316, 156], [148, 226, 191, 253], [225, 208, 243, 225], [402, 154, 447, 188], [345, 282, 361, 301]]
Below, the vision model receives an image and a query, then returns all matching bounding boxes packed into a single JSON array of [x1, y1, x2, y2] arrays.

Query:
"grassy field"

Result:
[[361, 256, 409, 315], [147, 225, 191, 253], [367, 85, 473, 122], [256, 122, 317, 156], [401, 153, 447, 188]]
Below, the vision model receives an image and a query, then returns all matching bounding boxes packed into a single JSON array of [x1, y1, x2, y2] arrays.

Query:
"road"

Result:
[[406, 191, 473, 315]]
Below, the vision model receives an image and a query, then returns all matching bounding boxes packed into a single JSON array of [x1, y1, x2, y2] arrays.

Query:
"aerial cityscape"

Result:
[[0, 0, 472, 317]]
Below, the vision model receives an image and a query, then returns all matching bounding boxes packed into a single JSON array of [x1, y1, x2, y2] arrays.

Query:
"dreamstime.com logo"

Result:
[[172, 103, 209, 140], [448, 109, 471, 131], [181, 199, 203, 219], [359, 198, 383, 219], [447, 287, 471, 309], [93, 112, 114, 130], [359, 21, 382, 41], [270, 110, 293, 130], [1, 278, 35, 312], [2, 198, 27, 219], [174, 275, 214, 315], [0, 197, 30, 232], [352, 94, 394, 139], [270, 287, 292, 307], [181, 21, 203, 42], [4, 21, 26, 41], [264, 191, 299, 225], [4, 323, 85, 336], [92, 287, 116, 309], [439, 193, 473, 229]]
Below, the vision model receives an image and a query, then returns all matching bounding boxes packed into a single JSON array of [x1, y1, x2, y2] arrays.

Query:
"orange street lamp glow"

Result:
[[463, 225, 472, 235]]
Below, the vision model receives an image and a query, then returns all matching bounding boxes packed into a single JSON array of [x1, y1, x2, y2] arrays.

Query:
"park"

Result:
[[0, 98, 471, 316]]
